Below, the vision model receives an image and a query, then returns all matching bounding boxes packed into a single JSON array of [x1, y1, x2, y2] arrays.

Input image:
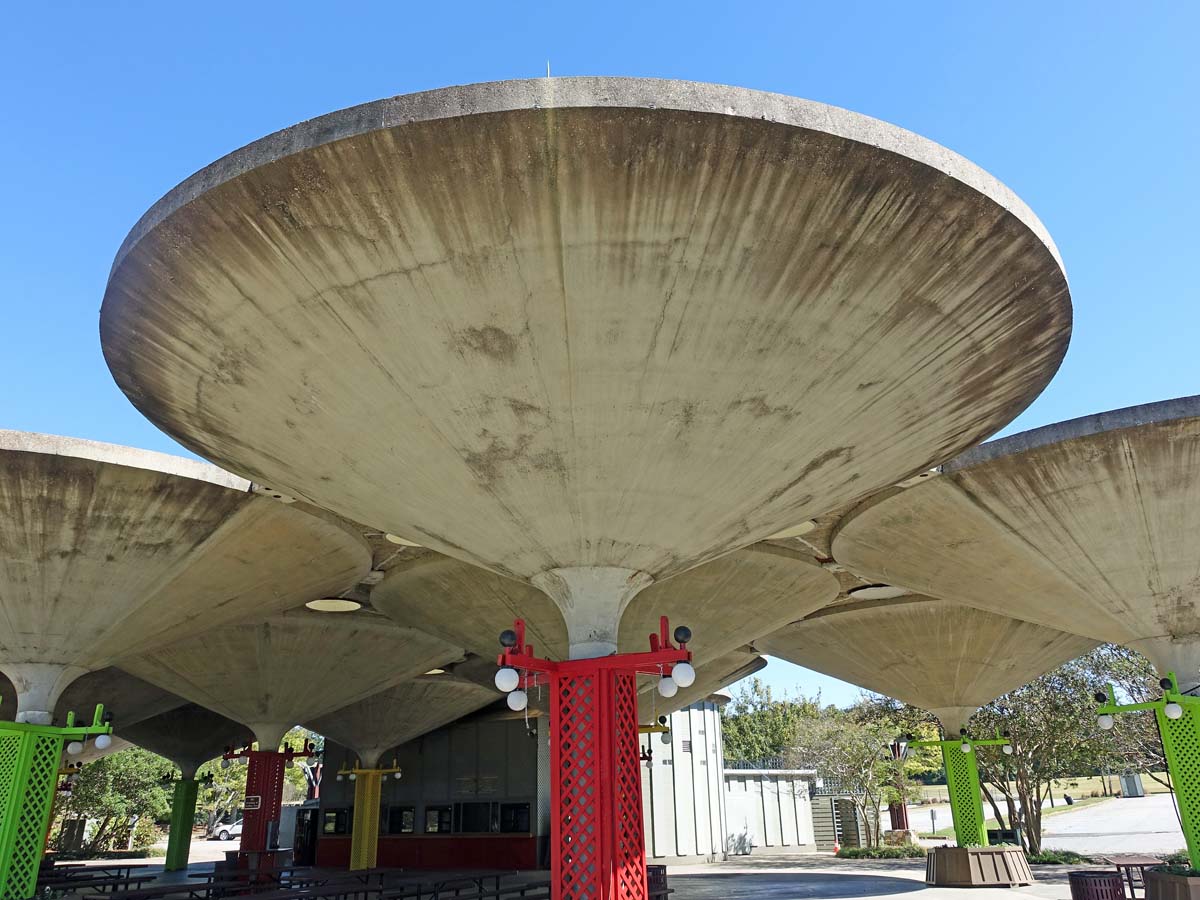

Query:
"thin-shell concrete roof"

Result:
[[756, 595, 1097, 733], [832, 395, 1200, 687], [120, 609, 469, 748], [0, 431, 370, 720], [100, 77, 1071, 635]]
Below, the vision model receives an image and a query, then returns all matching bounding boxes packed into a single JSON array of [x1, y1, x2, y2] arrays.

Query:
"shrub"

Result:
[[1026, 849, 1092, 865], [1151, 865, 1200, 878], [1164, 851, 1191, 866], [837, 845, 926, 859]]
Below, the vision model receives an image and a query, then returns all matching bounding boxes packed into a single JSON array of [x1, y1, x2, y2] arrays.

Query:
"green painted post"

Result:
[[942, 741, 988, 848], [165, 778, 200, 872], [0, 726, 66, 900], [1097, 672, 1200, 868], [0, 705, 112, 900]]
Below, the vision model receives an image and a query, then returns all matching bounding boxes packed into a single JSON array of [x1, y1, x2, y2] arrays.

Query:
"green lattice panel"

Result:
[[1159, 704, 1200, 866], [0, 730, 61, 900], [943, 744, 987, 848]]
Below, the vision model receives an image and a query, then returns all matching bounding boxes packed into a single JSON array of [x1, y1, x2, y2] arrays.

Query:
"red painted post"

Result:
[[500, 617, 690, 900], [241, 749, 287, 858]]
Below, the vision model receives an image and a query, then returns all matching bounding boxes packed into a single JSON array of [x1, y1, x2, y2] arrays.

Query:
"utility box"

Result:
[[1120, 773, 1146, 798]]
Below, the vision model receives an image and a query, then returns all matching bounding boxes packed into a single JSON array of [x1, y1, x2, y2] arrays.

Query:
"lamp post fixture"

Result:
[[496, 616, 691, 900], [0, 703, 113, 900], [336, 757, 402, 871], [1094, 672, 1200, 867], [907, 729, 1012, 848]]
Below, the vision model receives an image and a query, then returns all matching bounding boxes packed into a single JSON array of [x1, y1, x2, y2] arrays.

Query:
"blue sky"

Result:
[[2, 3, 1196, 706]]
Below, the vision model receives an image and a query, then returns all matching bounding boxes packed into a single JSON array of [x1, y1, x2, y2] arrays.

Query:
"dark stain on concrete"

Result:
[[453, 325, 519, 363], [730, 394, 799, 421]]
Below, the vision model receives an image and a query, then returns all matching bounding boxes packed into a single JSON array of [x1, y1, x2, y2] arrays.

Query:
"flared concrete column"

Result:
[[2, 663, 88, 725], [531, 567, 653, 659], [165, 775, 200, 871], [1129, 636, 1200, 693]]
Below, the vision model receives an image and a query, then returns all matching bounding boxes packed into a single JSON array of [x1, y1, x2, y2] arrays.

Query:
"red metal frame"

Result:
[[222, 742, 312, 867], [498, 617, 690, 900]]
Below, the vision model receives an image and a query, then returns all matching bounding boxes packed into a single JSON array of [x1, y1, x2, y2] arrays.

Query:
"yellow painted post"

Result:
[[349, 770, 383, 870]]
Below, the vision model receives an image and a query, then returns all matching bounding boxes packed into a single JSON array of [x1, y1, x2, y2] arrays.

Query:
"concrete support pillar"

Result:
[[2, 663, 88, 725], [349, 769, 383, 870], [941, 742, 987, 848], [531, 567, 653, 659], [165, 777, 200, 871]]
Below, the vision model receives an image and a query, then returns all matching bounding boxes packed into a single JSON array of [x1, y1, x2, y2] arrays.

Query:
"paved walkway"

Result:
[[1040, 794, 1184, 855], [668, 855, 1098, 900]]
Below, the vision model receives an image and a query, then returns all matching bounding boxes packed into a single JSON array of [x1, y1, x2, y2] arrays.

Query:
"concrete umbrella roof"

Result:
[[756, 595, 1097, 733], [0, 431, 370, 723], [308, 674, 498, 768], [119, 609, 469, 749], [370, 542, 838, 667], [832, 395, 1200, 688], [1, 668, 187, 729], [101, 76, 1072, 658], [118, 704, 254, 778]]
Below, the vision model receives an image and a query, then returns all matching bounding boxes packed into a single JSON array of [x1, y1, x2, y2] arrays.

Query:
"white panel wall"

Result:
[[723, 772, 815, 855], [639, 698, 728, 861]]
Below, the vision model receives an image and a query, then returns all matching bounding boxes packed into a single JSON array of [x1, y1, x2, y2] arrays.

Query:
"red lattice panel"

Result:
[[552, 670, 648, 900], [240, 750, 287, 855]]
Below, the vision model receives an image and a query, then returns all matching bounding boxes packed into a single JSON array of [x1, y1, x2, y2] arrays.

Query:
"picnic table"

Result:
[[1101, 855, 1164, 898], [39, 873, 159, 894], [44, 863, 151, 881]]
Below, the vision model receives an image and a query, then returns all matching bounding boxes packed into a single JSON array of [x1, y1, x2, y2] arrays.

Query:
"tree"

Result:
[[721, 678, 819, 763], [971, 645, 1138, 853], [51, 749, 173, 853], [787, 706, 897, 847]]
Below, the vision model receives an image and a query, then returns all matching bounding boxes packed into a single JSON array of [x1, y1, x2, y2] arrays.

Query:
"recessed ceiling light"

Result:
[[766, 521, 817, 540], [424, 668, 446, 676], [847, 584, 910, 601], [384, 534, 422, 547], [305, 597, 363, 613]]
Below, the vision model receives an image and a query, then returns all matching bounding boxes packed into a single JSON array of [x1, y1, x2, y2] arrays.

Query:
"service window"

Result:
[[322, 808, 351, 835], [454, 801, 496, 833], [425, 805, 452, 833], [499, 802, 531, 833], [386, 806, 415, 834]]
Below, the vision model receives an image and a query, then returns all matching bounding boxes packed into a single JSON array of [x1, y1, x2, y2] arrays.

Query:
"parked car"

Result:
[[207, 819, 243, 841]]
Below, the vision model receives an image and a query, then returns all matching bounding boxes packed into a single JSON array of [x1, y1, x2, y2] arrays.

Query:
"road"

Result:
[[1040, 794, 1184, 855]]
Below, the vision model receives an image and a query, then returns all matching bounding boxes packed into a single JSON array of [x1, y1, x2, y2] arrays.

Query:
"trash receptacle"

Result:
[[1068, 871, 1125, 900]]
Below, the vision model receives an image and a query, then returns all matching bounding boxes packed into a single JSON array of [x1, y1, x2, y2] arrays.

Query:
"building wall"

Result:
[[315, 710, 544, 869], [640, 698, 728, 861], [723, 771, 816, 855], [311, 695, 803, 868]]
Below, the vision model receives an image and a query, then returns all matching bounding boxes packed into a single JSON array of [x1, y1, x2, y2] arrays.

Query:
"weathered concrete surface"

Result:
[[308, 675, 498, 767], [119, 703, 253, 777], [756, 595, 1096, 732], [0, 431, 371, 722], [120, 609, 467, 749], [371, 542, 836, 668], [832, 396, 1200, 687], [101, 77, 1071, 653], [56, 668, 186, 728]]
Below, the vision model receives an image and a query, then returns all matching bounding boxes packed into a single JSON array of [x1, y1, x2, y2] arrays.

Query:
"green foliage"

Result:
[[1165, 851, 1192, 866], [837, 845, 926, 858], [1026, 848, 1093, 864], [721, 678, 819, 762], [51, 748, 173, 853]]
